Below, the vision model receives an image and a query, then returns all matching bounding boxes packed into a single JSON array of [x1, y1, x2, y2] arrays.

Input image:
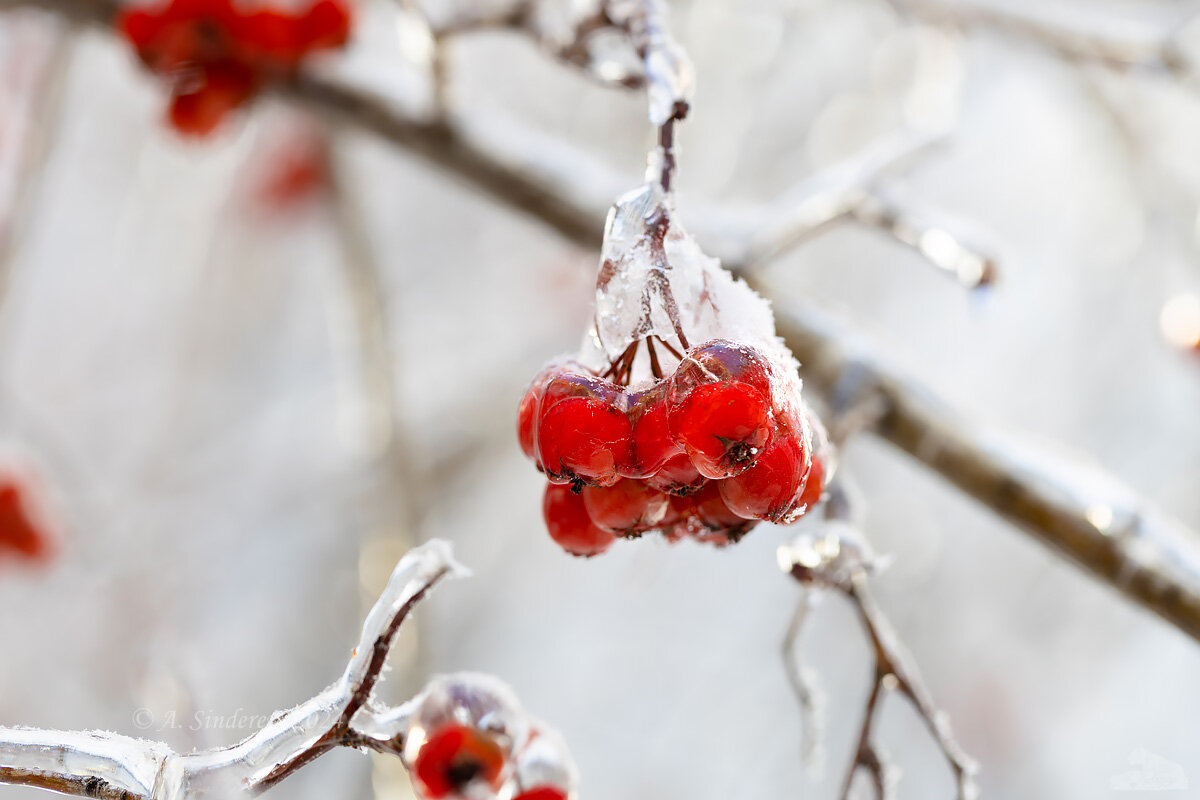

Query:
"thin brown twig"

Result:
[[781, 591, 822, 770], [842, 571, 977, 799]]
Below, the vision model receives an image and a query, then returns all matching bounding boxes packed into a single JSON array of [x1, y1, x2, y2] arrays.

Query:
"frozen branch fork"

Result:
[[0, 540, 467, 800]]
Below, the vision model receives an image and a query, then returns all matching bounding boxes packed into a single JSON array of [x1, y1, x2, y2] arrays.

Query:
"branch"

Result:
[[0, 539, 466, 799], [772, 303, 1200, 642], [780, 523, 977, 800], [886, 0, 1194, 79]]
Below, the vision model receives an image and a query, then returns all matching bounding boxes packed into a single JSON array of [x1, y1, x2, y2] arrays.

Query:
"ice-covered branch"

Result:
[[779, 521, 978, 800], [0, 539, 466, 799], [886, 0, 1194, 79], [773, 303, 1200, 642]]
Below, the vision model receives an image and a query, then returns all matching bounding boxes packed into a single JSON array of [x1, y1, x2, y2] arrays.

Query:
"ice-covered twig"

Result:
[[427, 1, 642, 91], [0, 540, 465, 799], [414, 0, 691, 188], [779, 522, 978, 800], [885, 0, 1195, 80], [781, 591, 824, 773], [733, 131, 996, 291], [850, 193, 997, 290]]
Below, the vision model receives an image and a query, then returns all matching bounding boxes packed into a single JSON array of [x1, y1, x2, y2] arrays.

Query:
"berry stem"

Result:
[[646, 336, 662, 380], [646, 209, 691, 351], [652, 334, 682, 360]]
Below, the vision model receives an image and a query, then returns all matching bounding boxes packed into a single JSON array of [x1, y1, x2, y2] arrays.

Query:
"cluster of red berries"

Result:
[[117, 0, 352, 135], [411, 724, 568, 800], [519, 339, 826, 556]]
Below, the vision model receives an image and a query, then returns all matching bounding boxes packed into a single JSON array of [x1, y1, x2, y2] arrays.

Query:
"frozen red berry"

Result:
[[690, 482, 755, 539], [643, 451, 706, 496], [793, 455, 825, 515], [719, 434, 808, 522], [543, 484, 616, 557], [518, 388, 540, 461], [581, 479, 669, 535], [537, 397, 632, 487], [626, 385, 682, 478], [411, 723, 506, 799], [669, 381, 773, 479]]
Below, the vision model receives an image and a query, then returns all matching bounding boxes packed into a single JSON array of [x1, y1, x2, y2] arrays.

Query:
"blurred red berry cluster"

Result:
[[519, 339, 827, 556], [412, 723, 568, 800], [117, 0, 352, 135]]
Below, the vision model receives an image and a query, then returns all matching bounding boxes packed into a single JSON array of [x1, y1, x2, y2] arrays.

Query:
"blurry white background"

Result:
[[0, 0, 1199, 799]]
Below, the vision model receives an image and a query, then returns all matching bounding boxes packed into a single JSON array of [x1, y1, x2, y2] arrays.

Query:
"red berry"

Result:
[[514, 789, 568, 800], [581, 479, 669, 535], [517, 363, 582, 465], [518, 387, 540, 461], [643, 452, 706, 496], [691, 482, 753, 544], [0, 483, 50, 561], [411, 723, 506, 799], [672, 340, 773, 401], [537, 397, 632, 487], [719, 434, 808, 522], [167, 62, 258, 136], [669, 381, 773, 479], [792, 454, 825, 518], [543, 484, 616, 557], [626, 385, 682, 478]]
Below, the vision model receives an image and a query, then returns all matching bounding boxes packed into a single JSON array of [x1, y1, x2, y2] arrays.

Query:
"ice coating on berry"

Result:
[[580, 186, 800, 393], [404, 673, 529, 755], [543, 484, 616, 557]]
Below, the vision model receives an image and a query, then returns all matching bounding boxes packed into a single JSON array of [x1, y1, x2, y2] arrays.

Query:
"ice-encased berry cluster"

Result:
[[404, 674, 578, 800], [518, 186, 830, 556], [519, 339, 827, 555]]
